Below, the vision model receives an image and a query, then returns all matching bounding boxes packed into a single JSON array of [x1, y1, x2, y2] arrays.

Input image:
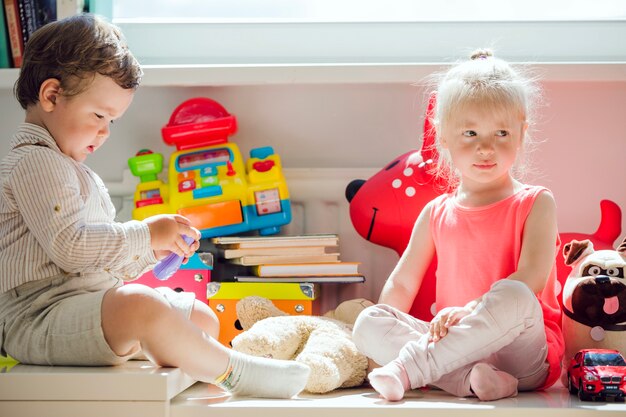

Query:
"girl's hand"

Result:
[[144, 214, 201, 260], [428, 306, 472, 342]]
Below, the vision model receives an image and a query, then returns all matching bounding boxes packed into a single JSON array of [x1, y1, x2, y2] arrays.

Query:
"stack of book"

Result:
[[2, 1, 88, 68], [206, 234, 364, 284]]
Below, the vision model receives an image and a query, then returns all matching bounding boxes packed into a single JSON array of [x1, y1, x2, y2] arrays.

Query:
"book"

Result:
[[35, 0, 56, 25], [4, 0, 24, 67], [18, 0, 38, 44], [210, 261, 253, 282], [233, 275, 365, 284], [0, 1, 12, 67], [212, 234, 339, 249], [229, 253, 340, 266], [57, 0, 84, 20], [252, 262, 360, 277], [218, 245, 329, 259]]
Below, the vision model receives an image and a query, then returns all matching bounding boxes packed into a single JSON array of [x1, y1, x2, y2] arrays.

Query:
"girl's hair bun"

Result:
[[470, 49, 494, 61]]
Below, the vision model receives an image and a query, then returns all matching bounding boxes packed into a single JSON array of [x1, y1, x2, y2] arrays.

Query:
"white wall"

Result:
[[0, 80, 624, 267]]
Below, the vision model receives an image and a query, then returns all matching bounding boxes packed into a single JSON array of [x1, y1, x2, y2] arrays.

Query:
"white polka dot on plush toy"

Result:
[[392, 179, 402, 188], [405, 187, 416, 197], [590, 326, 606, 341], [403, 167, 413, 176], [554, 280, 562, 296], [430, 303, 437, 316]]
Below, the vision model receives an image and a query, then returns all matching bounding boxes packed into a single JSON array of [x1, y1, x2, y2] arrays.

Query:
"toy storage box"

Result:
[[207, 282, 319, 346], [128, 253, 211, 303]]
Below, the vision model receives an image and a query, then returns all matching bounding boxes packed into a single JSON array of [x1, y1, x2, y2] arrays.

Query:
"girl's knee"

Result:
[[493, 280, 534, 302], [352, 304, 395, 351], [488, 280, 540, 319]]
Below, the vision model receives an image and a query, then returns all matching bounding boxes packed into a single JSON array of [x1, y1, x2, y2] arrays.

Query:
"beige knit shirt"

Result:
[[0, 123, 157, 293]]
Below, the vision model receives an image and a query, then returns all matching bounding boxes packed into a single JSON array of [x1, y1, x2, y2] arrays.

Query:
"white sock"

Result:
[[215, 351, 310, 398]]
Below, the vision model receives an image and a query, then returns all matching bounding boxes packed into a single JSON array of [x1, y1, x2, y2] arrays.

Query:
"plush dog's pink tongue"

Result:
[[603, 296, 619, 315]]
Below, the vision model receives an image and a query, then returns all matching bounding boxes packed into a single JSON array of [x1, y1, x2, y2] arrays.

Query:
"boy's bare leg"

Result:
[[189, 299, 220, 340], [101, 285, 309, 398], [131, 298, 219, 361]]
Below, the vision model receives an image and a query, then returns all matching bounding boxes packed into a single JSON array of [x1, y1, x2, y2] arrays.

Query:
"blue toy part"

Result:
[[250, 146, 275, 159], [180, 252, 213, 271], [153, 235, 196, 280]]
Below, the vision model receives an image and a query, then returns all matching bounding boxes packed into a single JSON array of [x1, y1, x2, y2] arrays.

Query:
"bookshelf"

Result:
[[1, 61, 626, 89]]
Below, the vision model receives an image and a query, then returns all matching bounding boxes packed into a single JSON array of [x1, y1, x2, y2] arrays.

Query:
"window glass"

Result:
[[113, 0, 626, 22]]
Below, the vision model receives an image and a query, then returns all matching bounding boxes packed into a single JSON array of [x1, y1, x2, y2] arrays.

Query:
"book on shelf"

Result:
[[2, 0, 87, 68], [217, 245, 330, 260], [34, 0, 86, 25], [19, 0, 38, 46], [0, 1, 12, 68], [211, 234, 339, 249], [56, 0, 85, 20], [252, 262, 360, 277], [4, 0, 24, 67], [229, 253, 340, 266], [233, 275, 365, 284]]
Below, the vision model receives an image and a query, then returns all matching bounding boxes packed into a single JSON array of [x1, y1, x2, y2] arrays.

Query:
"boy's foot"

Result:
[[216, 351, 310, 398], [368, 359, 410, 401], [469, 363, 518, 401]]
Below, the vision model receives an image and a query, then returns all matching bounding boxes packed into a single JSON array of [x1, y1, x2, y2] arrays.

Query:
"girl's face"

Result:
[[440, 102, 527, 188]]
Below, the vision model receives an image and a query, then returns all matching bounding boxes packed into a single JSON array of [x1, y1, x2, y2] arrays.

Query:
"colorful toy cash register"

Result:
[[128, 98, 292, 238]]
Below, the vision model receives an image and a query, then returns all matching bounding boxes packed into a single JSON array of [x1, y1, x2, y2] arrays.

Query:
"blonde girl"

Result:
[[352, 49, 563, 401]]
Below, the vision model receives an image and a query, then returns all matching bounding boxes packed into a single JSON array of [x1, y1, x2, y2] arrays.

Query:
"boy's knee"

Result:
[[104, 284, 171, 320]]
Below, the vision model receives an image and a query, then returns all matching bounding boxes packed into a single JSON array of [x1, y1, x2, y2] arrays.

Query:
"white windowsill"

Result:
[[1, 61, 625, 89]]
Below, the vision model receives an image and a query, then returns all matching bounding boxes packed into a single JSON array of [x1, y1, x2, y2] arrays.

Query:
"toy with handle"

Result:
[[153, 235, 196, 280]]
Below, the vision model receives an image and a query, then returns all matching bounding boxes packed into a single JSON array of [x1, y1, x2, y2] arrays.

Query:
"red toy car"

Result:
[[567, 349, 626, 401]]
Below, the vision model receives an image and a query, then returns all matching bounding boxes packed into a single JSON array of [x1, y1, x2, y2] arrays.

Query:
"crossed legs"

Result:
[[353, 280, 549, 401]]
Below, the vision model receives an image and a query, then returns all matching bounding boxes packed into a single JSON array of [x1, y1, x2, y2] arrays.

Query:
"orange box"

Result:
[[207, 282, 319, 347], [177, 200, 242, 230]]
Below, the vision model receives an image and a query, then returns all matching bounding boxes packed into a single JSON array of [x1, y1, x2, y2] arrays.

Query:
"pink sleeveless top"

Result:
[[429, 185, 563, 389]]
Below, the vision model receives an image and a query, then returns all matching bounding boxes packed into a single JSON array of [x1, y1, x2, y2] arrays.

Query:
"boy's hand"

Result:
[[144, 214, 201, 260], [428, 306, 471, 342]]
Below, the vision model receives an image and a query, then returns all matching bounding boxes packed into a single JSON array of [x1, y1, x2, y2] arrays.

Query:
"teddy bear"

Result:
[[561, 236, 626, 374], [231, 296, 373, 394]]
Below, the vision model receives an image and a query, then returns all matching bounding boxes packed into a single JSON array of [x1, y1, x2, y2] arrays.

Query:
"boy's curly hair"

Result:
[[14, 14, 143, 109]]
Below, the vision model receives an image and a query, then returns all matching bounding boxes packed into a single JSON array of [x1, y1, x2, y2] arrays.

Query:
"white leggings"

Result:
[[352, 280, 550, 397]]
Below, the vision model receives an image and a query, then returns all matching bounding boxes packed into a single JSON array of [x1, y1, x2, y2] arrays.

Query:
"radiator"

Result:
[[107, 168, 398, 313]]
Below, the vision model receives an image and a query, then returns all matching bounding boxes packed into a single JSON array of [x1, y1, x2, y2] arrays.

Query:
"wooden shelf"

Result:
[[2, 62, 626, 88]]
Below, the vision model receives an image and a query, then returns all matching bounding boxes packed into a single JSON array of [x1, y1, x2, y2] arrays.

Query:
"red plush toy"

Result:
[[345, 93, 442, 320], [346, 94, 623, 321]]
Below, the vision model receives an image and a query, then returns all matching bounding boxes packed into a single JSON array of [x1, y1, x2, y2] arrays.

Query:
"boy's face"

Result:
[[43, 73, 135, 163]]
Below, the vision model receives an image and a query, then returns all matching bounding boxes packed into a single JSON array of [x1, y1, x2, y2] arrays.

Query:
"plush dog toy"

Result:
[[231, 296, 373, 393], [561, 237, 626, 370]]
